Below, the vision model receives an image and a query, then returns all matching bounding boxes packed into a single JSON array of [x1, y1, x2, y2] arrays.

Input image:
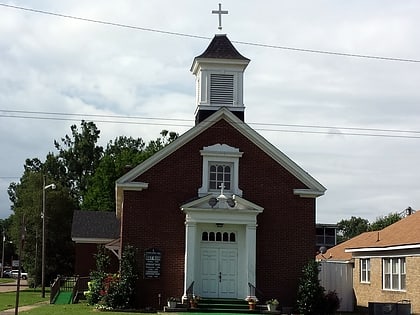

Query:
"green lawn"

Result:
[[0, 278, 15, 284], [0, 289, 48, 311]]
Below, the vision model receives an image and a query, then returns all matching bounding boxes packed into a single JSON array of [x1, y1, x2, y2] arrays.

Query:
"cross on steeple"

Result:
[[212, 3, 228, 30]]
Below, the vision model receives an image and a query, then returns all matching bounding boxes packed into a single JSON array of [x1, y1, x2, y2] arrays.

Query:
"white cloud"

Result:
[[1, 1, 420, 223]]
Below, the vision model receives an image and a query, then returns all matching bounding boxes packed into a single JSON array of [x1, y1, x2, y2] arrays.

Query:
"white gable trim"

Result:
[[115, 108, 325, 198], [346, 243, 420, 253], [115, 182, 149, 218]]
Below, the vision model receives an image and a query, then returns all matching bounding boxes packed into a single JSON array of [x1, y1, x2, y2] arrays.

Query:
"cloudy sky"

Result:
[[1, 1, 420, 223]]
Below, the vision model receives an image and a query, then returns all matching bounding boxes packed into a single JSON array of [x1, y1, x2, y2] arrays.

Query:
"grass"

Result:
[[0, 288, 48, 311], [0, 278, 15, 284]]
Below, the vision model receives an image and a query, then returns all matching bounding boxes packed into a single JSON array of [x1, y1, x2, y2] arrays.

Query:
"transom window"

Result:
[[383, 257, 406, 291], [209, 163, 232, 191], [201, 231, 236, 242], [360, 258, 370, 283]]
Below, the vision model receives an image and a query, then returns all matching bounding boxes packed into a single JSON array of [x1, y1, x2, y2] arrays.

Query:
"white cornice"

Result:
[[345, 243, 420, 253]]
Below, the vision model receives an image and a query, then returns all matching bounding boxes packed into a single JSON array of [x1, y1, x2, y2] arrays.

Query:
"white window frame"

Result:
[[383, 257, 406, 291], [198, 144, 243, 197], [209, 162, 233, 192], [360, 258, 370, 283]]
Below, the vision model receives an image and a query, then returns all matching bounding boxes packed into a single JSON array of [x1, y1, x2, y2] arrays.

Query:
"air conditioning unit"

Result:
[[368, 302, 411, 315]]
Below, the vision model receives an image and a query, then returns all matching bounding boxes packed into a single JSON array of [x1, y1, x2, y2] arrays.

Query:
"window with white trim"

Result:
[[383, 257, 406, 291], [198, 144, 243, 197], [209, 163, 232, 191], [360, 258, 370, 283]]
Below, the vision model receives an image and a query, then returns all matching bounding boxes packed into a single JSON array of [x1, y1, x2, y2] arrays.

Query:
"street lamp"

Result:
[[41, 178, 56, 298], [1, 230, 5, 278]]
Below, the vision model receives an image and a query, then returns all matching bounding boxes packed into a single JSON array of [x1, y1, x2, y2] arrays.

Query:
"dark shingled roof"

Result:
[[195, 34, 249, 61], [71, 210, 120, 239]]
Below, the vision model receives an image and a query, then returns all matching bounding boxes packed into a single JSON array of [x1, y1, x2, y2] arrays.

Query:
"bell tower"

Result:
[[191, 34, 250, 124]]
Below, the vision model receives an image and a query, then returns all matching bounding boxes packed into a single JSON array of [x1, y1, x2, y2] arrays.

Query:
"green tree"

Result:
[[7, 168, 75, 286], [296, 260, 325, 315], [369, 212, 401, 231], [53, 120, 103, 204], [82, 131, 178, 211], [337, 216, 369, 243]]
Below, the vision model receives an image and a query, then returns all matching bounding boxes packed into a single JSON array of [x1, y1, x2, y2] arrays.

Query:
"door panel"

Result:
[[201, 248, 219, 297], [201, 247, 237, 298]]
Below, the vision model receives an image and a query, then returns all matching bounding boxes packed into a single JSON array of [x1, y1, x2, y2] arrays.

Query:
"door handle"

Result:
[[219, 272, 222, 282]]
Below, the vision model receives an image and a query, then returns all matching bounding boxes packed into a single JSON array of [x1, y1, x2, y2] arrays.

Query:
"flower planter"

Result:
[[267, 304, 277, 312], [249, 302, 256, 310]]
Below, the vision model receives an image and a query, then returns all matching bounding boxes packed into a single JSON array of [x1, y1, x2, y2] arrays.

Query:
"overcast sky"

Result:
[[1, 1, 420, 223]]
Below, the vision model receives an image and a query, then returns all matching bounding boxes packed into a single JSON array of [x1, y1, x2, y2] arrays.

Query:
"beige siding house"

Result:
[[318, 211, 420, 314]]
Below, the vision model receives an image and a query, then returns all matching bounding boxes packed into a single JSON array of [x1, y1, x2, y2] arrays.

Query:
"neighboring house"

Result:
[[318, 211, 420, 314], [113, 33, 326, 309], [71, 210, 120, 276]]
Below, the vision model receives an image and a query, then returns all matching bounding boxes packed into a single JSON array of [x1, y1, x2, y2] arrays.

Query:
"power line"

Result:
[[1, 109, 420, 139], [1, 3, 419, 64]]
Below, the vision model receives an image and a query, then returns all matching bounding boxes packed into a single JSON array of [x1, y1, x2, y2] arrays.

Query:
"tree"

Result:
[[296, 260, 325, 315], [7, 167, 75, 286], [53, 120, 103, 204], [337, 216, 369, 243], [369, 212, 401, 231], [82, 131, 178, 211]]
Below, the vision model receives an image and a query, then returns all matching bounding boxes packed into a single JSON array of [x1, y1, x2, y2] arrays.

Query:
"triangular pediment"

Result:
[[181, 194, 264, 213], [115, 108, 326, 216]]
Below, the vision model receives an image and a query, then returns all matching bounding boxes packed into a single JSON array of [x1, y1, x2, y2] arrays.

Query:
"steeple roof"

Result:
[[194, 34, 249, 61]]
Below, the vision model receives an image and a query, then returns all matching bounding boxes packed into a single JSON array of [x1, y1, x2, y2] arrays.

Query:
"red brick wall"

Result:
[[74, 243, 120, 277], [122, 119, 316, 308]]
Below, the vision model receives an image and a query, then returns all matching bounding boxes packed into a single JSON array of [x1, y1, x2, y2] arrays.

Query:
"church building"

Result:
[[114, 29, 326, 309]]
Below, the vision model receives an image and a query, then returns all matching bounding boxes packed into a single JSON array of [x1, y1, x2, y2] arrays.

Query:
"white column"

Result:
[[183, 220, 197, 301], [246, 223, 257, 298]]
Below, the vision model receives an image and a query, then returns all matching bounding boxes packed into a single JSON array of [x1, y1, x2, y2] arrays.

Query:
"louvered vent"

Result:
[[210, 74, 234, 105]]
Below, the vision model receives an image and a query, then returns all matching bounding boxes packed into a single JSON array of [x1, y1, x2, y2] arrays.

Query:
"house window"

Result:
[[360, 258, 370, 283], [209, 163, 232, 191], [198, 144, 243, 197], [383, 257, 406, 291]]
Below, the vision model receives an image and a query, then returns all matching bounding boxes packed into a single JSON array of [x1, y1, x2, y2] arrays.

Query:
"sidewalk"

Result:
[[0, 301, 48, 315]]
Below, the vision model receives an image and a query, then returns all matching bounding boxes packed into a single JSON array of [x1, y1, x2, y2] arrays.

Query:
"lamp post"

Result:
[[41, 178, 56, 298], [1, 230, 5, 278]]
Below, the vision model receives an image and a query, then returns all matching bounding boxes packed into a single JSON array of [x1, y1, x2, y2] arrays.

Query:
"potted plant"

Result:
[[167, 297, 177, 308], [246, 296, 258, 310], [266, 299, 279, 312], [189, 295, 200, 308]]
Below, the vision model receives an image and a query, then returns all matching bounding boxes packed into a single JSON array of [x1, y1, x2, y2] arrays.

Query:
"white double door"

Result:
[[200, 247, 238, 298]]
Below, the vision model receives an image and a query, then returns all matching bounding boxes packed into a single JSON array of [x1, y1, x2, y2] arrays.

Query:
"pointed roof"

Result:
[[194, 34, 250, 61], [316, 231, 377, 262], [346, 210, 420, 252], [317, 211, 420, 260], [71, 210, 120, 242], [116, 108, 326, 217]]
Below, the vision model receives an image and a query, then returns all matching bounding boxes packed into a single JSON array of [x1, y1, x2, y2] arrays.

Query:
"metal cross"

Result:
[[212, 3, 228, 30]]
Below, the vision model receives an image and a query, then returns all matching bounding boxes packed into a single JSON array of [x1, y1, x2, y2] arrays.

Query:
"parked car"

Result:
[[2, 269, 12, 278], [10, 270, 28, 280]]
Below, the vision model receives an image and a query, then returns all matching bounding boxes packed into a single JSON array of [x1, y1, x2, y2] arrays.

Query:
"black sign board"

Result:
[[144, 248, 161, 279]]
